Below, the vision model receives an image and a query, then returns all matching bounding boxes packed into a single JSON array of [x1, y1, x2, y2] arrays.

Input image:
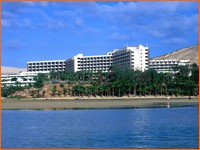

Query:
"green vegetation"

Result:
[[47, 64, 198, 97], [22, 77, 27, 81], [60, 83, 64, 87], [42, 90, 45, 98], [11, 77, 17, 81], [34, 73, 48, 88], [2, 64, 199, 98], [8, 95, 26, 100], [63, 88, 67, 96], [2, 85, 25, 97], [51, 85, 57, 97]]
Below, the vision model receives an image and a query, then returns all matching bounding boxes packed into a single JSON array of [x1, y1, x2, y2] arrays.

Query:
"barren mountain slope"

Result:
[[153, 45, 198, 65]]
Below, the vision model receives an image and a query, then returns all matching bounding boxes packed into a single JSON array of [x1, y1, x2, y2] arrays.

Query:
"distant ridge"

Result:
[[152, 45, 198, 65], [1, 66, 26, 74]]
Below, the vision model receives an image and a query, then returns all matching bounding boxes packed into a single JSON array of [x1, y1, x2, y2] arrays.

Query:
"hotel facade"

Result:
[[25, 45, 190, 74], [28, 44, 150, 73], [150, 59, 190, 73], [1, 71, 50, 87], [113, 45, 149, 72], [27, 60, 65, 72], [65, 52, 113, 73]]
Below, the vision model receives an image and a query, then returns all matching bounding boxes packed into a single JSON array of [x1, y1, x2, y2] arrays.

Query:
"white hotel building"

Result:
[[150, 59, 190, 73], [1, 71, 49, 87], [65, 52, 113, 73], [26, 45, 149, 73], [65, 45, 149, 72], [27, 60, 65, 72], [113, 45, 149, 72]]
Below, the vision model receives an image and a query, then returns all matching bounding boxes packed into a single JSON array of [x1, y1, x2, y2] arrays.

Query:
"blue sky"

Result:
[[2, 2, 198, 68]]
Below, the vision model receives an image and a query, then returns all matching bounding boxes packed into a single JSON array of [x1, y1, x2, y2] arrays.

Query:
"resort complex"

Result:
[[1, 71, 50, 87], [149, 59, 190, 73], [27, 45, 149, 73], [1, 44, 193, 87]]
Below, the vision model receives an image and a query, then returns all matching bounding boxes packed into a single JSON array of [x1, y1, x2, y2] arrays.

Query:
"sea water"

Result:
[[2, 107, 198, 148]]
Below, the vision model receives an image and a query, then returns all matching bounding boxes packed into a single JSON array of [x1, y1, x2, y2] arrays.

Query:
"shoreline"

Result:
[[2, 95, 198, 100], [2, 96, 198, 110]]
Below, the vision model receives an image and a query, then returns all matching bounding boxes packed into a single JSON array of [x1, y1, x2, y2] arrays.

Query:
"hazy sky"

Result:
[[2, 2, 198, 68]]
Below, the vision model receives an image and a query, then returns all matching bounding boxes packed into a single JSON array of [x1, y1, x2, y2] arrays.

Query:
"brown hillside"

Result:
[[153, 45, 198, 65], [12, 82, 91, 98], [13, 83, 72, 98]]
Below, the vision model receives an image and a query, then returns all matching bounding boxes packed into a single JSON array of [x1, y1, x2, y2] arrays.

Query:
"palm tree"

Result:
[[36, 89, 41, 98], [52, 86, 57, 97], [98, 84, 104, 97], [68, 88, 72, 97], [63, 88, 67, 96], [116, 81, 123, 97], [110, 82, 115, 97], [42, 90, 45, 98], [57, 90, 62, 97]]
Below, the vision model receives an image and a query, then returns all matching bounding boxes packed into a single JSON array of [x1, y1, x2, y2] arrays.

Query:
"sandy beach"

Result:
[[2, 96, 198, 110]]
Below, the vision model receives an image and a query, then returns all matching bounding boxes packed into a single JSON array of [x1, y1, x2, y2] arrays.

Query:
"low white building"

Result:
[[150, 59, 190, 73], [1, 71, 50, 87], [27, 60, 65, 72], [65, 52, 113, 73]]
